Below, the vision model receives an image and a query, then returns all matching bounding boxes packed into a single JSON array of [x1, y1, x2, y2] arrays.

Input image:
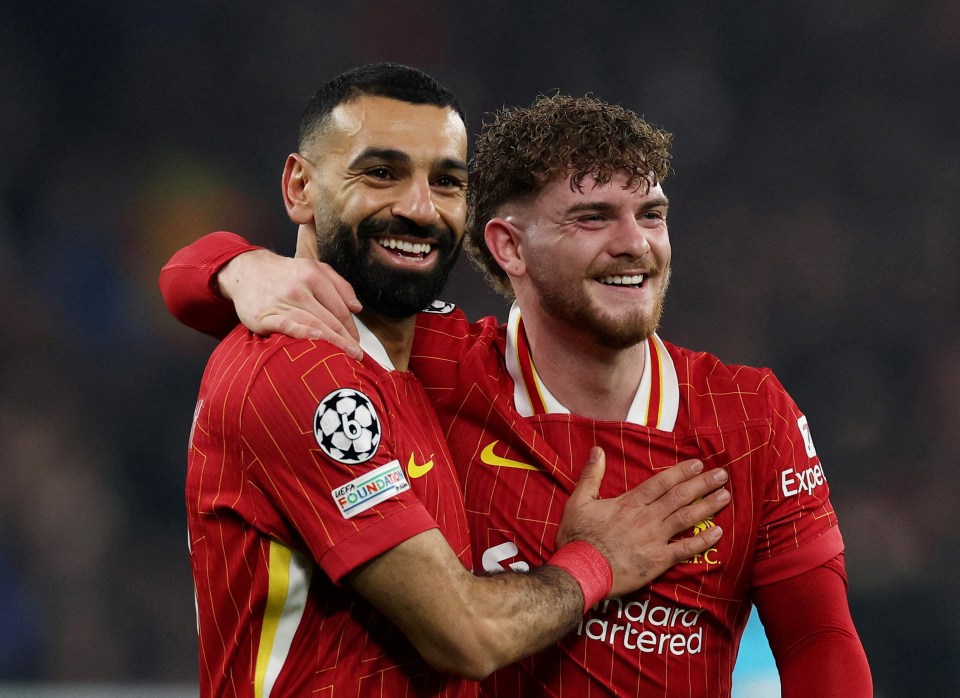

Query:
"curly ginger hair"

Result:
[[466, 94, 673, 297]]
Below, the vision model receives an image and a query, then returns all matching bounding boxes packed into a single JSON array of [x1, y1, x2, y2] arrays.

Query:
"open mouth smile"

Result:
[[376, 236, 434, 260], [598, 273, 645, 288]]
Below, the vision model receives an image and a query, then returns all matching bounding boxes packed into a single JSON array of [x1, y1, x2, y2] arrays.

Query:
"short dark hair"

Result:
[[298, 63, 466, 150], [466, 94, 673, 297]]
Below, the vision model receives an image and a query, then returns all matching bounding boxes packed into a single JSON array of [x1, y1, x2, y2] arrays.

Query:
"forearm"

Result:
[[754, 554, 873, 697], [773, 624, 872, 698], [435, 563, 584, 678], [348, 529, 587, 680]]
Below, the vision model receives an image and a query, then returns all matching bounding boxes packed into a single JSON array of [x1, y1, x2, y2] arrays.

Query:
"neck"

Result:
[[519, 308, 647, 421], [357, 309, 416, 371]]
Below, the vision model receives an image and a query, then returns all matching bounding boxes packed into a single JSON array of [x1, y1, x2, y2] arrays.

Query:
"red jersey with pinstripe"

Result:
[[411, 303, 843, 698], [187, 319, 475, 697]]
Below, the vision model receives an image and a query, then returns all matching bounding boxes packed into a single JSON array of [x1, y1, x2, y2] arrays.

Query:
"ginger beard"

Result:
[[530, 260, 671, 349], [317, 214, 462, 319]]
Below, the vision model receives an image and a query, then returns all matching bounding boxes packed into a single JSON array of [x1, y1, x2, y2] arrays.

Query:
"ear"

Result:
[[484, 217, 526, 279], [281, 154, 315, 224]]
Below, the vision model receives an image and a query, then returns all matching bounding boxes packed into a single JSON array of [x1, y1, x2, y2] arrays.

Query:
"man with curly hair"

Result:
[[162, 89, 872, 696], [164, 65, 733, 698]]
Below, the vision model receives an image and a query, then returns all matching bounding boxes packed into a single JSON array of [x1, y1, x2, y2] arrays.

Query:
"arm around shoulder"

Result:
[[158, 231, 261, 338]]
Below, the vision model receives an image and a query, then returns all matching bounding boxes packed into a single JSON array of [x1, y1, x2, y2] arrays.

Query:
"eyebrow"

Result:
[[644, 195, 670, 210], [349, 147, 468, 175], [564, 194, 670, 216]]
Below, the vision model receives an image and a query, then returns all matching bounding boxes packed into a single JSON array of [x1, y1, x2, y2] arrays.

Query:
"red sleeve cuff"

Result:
[[320, 506, 439, 585], [158, 231, 262, 338], [752, 524, 844, 587]]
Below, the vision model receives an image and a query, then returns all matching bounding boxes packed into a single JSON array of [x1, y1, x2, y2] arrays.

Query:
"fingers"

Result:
[[632, 459, 705, 504], [289, 261, 360, 346], [227, 252, 363, 357], [629, 462, 728, 515], [661, 467, 728, 514], [297, 285, 361, 357], [260, 313, 324, 341], [567, 447, 606, 508], [664, 518, 724, 564], [321, 262, 363, 317], [305, 262, 361, 343], [286, 265, 353, 325], [262, 306, 363, 359], [661, 485, 730, 536]]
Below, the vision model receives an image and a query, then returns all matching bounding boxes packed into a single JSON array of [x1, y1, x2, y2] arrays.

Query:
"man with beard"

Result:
[[164, 93, 873, 696], [175, 65, 732, 698]]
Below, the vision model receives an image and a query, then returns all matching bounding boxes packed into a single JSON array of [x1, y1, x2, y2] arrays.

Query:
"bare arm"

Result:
[[348, 448, 729, 679], [348, 527, 580, 680]]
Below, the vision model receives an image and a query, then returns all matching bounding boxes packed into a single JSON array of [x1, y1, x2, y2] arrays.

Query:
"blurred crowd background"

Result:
[[1, 1, 958, 695]]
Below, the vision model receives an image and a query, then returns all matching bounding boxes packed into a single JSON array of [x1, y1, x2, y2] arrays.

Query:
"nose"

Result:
[[610, 217, 653, 258], [391, 176, 440, 227]]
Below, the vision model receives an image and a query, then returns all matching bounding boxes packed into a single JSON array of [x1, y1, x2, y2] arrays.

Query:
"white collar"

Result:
[[504, 302, 679, 430], [355, 316, 396, 371]]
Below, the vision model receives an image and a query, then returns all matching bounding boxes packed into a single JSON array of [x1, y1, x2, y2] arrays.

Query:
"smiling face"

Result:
[[284, 94, 469, 317], [494, 171, 671, 348]]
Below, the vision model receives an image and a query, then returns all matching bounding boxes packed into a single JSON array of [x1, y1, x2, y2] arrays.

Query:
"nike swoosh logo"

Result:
[[407, 453, 434, 479], [479, 441, 539, 471]]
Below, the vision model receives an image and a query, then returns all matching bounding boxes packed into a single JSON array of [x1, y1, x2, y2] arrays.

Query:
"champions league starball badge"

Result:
[[313, 388, 382, 464]]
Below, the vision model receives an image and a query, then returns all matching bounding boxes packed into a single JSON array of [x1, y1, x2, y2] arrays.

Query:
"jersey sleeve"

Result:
[[752, 372, 844, 586], [753, 554, 873, 696], [241, 344, 438, 584], [158, 231, 262, 338], [411, 309, 499, 395]]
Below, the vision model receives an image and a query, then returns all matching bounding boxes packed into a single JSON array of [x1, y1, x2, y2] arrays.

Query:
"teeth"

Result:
[[377, 238, 433, 255], [600, 274, 644, 286]]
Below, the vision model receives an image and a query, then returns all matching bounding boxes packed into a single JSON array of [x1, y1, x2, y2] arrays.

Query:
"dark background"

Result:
[[1, 2, 957, 694]]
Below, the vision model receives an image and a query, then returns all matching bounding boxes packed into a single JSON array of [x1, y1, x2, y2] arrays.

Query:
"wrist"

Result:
[[215, 250, 260, 301], [547, 540, 613, 613]]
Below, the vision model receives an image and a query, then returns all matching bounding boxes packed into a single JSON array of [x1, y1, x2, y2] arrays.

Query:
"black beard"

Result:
[[317, 216, 461, 319]]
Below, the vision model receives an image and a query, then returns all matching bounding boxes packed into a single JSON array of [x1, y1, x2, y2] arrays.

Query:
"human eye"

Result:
[[575, 212, 609, 227], [640, 209, 667, 225], [433, 174, 467, 190], [365, 166, 396, 181]]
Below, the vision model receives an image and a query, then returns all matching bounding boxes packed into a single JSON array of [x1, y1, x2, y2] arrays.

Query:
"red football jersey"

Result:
[[411, 304, 843, 698], [187, 319, 475, 697]]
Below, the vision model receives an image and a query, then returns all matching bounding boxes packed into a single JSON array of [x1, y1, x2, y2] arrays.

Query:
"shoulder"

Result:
[[413, 302, 502, 352], [664, 340, 773, 386], [663, 339, 795, 415], [216, 330, 385, 396]]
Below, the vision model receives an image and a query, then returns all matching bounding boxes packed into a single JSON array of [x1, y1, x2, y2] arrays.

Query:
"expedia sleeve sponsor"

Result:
[[780, 462, 827, 498]]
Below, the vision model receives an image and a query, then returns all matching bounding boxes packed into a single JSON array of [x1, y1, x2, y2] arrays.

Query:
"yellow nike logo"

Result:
[[407, 453, 434, 479], [479, 441, 539, 471]]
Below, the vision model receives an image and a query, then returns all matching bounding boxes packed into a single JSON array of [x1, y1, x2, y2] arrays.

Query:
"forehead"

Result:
[[535, 171, 667, 212], [314, 94, 468, 164]]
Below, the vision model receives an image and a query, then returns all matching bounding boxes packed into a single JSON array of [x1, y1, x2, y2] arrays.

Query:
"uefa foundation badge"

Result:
[[331, 460, 410, 519]]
